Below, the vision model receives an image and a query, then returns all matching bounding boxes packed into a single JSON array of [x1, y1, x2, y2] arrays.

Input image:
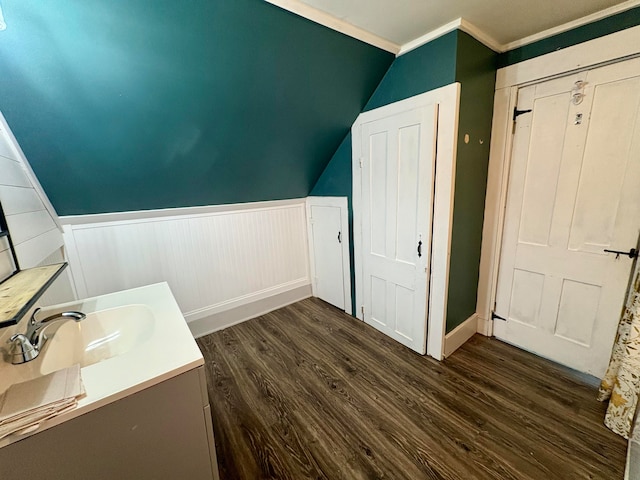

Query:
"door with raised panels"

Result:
[[494, 58, 640, 376], [309, 204, 346, 310], [359, 105, 438, 354]]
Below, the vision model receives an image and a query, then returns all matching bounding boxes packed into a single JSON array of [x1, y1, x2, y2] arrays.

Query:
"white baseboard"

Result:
[[188, 283, 312, 338], [443, 313, 478, 358], [476, 315, 493, 337]]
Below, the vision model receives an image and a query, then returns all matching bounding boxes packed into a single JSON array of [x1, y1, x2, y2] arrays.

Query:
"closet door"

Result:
[[358, 105, 438, 354], [306, 197, 350, 313], [494, 58, 640, 376]]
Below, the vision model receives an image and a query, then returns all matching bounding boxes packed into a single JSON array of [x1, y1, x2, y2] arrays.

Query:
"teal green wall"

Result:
[[311, 31, 459, 316], [310, 133, 357, 313], [312, 31, 496, 331], [446, 32, 497, 332], [363, 32, 458, 112], [498, 6, 640, 67], [0, 0, 393, 215]]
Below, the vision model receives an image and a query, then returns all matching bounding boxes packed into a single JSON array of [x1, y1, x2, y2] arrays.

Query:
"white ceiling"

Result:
[[271, 0, 639, 52]]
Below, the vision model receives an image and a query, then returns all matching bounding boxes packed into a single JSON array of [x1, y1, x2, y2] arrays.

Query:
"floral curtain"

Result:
[[598, 263, 640, 439]]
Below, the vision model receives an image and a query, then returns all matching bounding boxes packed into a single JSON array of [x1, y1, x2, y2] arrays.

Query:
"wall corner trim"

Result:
[[458, 19, 503, 53], [391, 18, 503, 57], [444, 313, 478, 357]]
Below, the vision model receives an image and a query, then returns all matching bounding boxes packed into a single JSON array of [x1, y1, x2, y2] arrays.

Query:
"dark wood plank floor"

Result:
[[196, 298, 626, 480]]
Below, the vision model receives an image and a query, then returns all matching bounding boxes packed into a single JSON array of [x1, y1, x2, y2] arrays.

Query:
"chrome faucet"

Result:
[[7, 308, 86, 364]]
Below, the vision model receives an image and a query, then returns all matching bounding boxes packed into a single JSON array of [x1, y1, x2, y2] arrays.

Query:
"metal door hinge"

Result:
[[512, 107, 532, 133], [491, 311, 507, 322], [513, 108, 532, 122], [361, 306, 364, 316], [359, 158, 363, 168]]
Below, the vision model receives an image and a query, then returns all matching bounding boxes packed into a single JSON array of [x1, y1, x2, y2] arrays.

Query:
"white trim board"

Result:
[[475, 87, 516, 337], [59, 198, 306, 226], [352, 83, 460, 361], [306, 196, 352, 315], [188, 283, 312, 338], [264, 0, 400, 54], [496, 24, 640, 88], [443, 314, 478, 358]]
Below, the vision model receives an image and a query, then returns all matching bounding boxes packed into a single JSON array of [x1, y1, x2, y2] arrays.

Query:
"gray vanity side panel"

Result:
[[204, 404, 221, 480], [0, 369, 216, 480]]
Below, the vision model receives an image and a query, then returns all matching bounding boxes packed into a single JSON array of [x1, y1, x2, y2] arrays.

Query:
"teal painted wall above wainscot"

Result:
[[0, 0, 393, 215], [312, 31, 497, 332], [447, 31, 497, 332], [311, 31, 460, 317]]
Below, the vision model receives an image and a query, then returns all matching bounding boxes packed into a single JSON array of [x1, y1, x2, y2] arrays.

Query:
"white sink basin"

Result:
[[39, 304, 154, 375], [0, 282, 204, 449]]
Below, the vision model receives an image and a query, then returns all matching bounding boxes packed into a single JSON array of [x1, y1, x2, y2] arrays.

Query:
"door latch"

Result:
[[604, 248, 638, 259]]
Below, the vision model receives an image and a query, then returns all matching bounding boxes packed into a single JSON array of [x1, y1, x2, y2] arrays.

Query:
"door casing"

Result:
[[477, 25, 640, 339], [352, 83, 460, 360]]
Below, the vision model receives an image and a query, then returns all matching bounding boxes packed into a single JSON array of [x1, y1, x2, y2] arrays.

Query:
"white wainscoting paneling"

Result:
[[61, 200, 312, 336]]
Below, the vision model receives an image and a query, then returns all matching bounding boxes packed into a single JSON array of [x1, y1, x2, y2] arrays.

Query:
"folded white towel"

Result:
[[0, 364, 85, 440]]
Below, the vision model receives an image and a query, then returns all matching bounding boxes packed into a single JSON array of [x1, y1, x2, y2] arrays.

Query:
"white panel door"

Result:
[[495, 58, 640, 377], [309, 205, 345, 310], [360, 105, 437, 354]]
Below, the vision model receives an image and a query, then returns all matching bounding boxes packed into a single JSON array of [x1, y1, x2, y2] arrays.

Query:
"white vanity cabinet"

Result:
[[0, 365, 219, 480], [0, 283, 220, 479]]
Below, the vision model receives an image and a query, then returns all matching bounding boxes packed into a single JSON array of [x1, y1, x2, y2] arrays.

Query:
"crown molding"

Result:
[[397, 18, 502, 56], [502, 0, 640, 51], [264, 0, 400, 54], [459, 19, 503, 52], [265, 0, 640, 59], [397, 18, 463, 56]]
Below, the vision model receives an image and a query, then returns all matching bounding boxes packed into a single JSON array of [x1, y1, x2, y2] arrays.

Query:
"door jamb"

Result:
[[476, 24, 640, 337], [352, 83, 460, 360], [306, 196, 352, 315]]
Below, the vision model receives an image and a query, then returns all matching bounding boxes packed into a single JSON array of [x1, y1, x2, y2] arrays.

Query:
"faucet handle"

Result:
[[8, 334, 39, 364]]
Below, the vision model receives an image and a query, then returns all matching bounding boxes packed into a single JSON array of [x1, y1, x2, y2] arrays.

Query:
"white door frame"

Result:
[[352, 83, 460, 360], [476, 24, 640, 337], [306, 196, 352, 315]]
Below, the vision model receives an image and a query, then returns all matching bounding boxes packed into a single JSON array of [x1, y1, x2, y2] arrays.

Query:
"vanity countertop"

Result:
[[0, 282, 204, 448]]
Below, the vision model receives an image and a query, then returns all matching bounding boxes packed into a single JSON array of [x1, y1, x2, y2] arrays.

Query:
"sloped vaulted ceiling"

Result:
[[0, 0, 393, 215]]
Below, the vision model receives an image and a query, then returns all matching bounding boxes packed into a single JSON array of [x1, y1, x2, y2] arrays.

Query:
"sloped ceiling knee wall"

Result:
[[0, 0, 393, 215]]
